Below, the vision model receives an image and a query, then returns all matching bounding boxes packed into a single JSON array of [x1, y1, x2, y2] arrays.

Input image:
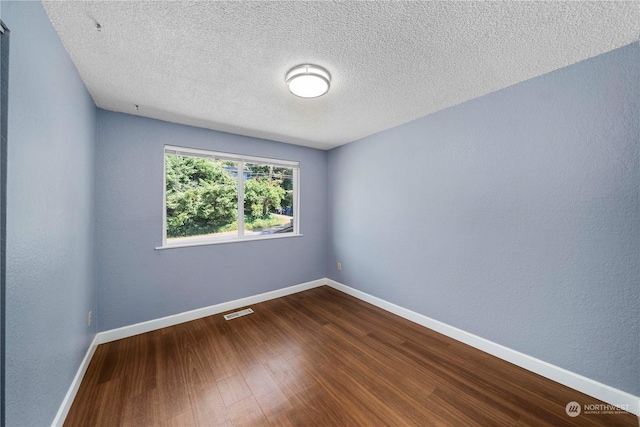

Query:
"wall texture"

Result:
[[327, 42, 639, 395], [96, 111, 328, 331], [3, 2, 97, 426]]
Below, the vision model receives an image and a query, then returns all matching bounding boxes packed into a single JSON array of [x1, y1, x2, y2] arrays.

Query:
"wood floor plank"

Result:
[[93, 378, 126, 427], [216, 372, 252, 408], [156, 330, 192, 421], [197, 329, 240, 381], [120, 388, 162, 427], [64, 286, 638, 426], [226, 395, 269, 427], [188, 386, 231, 427], [239, 364, 292, 416], [160, 409, 196, 427]]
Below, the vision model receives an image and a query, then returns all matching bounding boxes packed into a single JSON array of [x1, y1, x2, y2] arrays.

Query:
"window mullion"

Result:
[[237, 160, 244, 239], [162, 154, 167, 246], [293, 168, 300, 235]]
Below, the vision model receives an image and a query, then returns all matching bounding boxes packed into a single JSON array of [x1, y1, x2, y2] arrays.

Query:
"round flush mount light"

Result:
[[286, 64, 331, 98]]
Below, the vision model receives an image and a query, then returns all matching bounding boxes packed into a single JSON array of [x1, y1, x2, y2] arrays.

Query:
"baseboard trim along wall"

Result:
[[96, 278, 326, 345], [53, 278, 639, 425], [51, 335, 100, 427], [325, 279, 640, 417]]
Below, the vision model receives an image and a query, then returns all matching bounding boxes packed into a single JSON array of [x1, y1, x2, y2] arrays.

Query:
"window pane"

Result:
[[165, 155, 239, 242], [243, 163, 294, 236]]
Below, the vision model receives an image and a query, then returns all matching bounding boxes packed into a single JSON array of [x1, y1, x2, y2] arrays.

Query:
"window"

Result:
[[161, 145, 299, 248]]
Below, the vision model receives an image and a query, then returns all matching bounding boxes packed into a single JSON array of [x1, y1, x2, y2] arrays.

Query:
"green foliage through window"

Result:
[[165, 156, 238, 238], [164, 151, 297, 242]]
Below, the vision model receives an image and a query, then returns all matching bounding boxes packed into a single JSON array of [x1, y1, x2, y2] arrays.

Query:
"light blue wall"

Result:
[[3, 2, 97, 426], [96, 111, 328, 331], [327, 42, 639, 395]]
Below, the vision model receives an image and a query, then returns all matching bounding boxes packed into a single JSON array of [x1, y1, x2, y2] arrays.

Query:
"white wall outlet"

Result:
[[88, 311, 92, 327], [337, 262, 342, 271]]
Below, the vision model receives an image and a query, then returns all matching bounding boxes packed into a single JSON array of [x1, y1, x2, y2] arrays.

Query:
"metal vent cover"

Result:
[[223, 308, 254, 321]]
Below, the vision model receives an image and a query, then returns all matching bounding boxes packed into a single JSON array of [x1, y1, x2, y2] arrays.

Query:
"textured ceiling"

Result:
[[43, 1, 639, 150]]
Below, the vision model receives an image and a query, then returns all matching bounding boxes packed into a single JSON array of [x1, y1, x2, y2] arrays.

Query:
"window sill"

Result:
[[155, 233, 303, 250]]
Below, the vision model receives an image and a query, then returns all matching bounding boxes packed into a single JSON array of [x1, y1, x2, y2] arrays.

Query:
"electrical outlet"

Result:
[[88, 311, 92, 327], [337, 262, 342, 271]]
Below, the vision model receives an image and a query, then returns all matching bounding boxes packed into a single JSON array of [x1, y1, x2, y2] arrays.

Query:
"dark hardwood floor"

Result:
[[64, 286, 637, 426]]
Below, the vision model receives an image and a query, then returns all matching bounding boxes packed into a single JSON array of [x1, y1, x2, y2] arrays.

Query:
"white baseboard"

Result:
[[51, 334, 99, 427], [96, 278, 326, 345], [325, 279, 640, 417]]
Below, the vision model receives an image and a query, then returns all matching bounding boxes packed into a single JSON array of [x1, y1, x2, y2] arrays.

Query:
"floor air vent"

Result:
[[223, 308, 254, 321]]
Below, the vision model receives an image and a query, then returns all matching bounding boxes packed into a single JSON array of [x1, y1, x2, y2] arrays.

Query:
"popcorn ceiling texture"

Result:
[[43, 1, 639, 150]]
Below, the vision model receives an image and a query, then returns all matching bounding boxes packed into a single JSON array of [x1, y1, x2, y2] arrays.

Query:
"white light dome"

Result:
[[286, 64, 331, 98]]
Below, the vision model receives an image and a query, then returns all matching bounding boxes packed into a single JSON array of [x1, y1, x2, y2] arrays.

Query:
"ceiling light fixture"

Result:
[[286, 64, 331, 98]]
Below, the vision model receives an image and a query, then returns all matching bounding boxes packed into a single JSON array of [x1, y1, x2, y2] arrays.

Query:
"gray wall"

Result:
[[327, 42, 639, 395], [3, 2, 97, 426], [96, 111, 328, 331]]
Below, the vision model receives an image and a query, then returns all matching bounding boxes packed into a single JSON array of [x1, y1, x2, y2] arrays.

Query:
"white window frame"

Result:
[[158, 145, 300, 249]]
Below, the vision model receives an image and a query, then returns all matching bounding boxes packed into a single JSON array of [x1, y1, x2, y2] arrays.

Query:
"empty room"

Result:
[[1, 1, 638, 426]]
